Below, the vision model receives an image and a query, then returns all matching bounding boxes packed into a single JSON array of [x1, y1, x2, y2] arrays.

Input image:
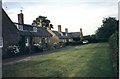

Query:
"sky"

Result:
[[2, 0, 119, 35]]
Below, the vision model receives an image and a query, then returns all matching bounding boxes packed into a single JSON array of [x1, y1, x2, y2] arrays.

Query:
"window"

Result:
[[25, 37, 29, 46], [18, 25, 23, 31], [60, 32, 63, 36], [65, 33, 68, 36], [33, 27, 37, 32]]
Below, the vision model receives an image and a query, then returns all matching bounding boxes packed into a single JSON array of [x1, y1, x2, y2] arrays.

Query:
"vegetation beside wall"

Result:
[[96, 17, 118, 42], [109, 31, 119, 75]]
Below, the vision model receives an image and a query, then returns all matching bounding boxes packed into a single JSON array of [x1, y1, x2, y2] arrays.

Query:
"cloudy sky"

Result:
[[2, 0, 119, 35]]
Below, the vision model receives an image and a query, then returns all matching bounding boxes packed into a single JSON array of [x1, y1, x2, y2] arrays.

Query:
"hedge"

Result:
[[109, 31, 119, 75]]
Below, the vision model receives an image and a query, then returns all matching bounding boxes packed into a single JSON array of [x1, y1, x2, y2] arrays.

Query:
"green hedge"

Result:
[[109, 31, 119, 75]]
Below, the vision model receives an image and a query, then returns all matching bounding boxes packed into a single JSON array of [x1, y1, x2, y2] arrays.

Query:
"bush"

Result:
[[65, 41, 82, 46], [5, 45, 20, 58], [32, 45, 43, 52], [83, 35, 98, 43], [109, 31, 118, 75], [46, 43, 54, 50], [17, 46, 30, 55]]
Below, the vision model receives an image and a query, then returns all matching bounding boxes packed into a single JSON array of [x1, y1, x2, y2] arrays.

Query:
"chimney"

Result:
[[65, 28, 68, 33], [80, 28, 83, 37], [58, 25, 61, 32], [18, 10, 24, 24]]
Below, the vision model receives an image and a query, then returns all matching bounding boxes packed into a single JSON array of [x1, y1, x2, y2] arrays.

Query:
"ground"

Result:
[[2, 43, 116, 77]]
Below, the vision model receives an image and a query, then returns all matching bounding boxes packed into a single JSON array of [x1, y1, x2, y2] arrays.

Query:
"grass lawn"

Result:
[[2, 43, 116, 77]]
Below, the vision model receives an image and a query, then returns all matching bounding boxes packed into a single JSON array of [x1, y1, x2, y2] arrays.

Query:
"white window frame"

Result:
[[25, 37, 29, 46], [65, 33, 68, 36], [18, 25, 23, 31], [33, 27, 37, 32], [60, 32, 63, 36]]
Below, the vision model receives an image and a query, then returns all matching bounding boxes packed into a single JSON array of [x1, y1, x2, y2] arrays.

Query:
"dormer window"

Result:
[[60, 32, 63, 36], [66, 33, 68, 36], [18, 25, 23, 31], [33, 27, 37, 32]]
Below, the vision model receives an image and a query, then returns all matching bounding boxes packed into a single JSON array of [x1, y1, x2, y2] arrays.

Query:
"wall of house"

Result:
[[68, 39, 73, 42], [2, 9, 20, 55], [32, 37, 51, 45], [59, 39, 64, 43], [47, 29, 59, 44], [33, 37, 41, 44], [50, 36, 59, 44]]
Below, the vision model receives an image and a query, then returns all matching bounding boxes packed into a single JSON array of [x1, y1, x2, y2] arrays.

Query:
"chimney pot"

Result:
[[65, 28, 68, 33], [80, 28, 83, 37], [58, 25, 61, 32], [20, 10, 22, 13]]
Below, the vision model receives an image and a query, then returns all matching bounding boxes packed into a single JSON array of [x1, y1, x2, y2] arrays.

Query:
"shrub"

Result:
[[109, 31, 118, 75], [65, 41, 82, 46], [32, 45, 43, 52], [5, 45, 20, 58], [83, 35, 98, 43]]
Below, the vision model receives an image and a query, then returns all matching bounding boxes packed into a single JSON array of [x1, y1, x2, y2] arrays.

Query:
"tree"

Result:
[[32, 15, 53, 29], [96, 17, 118, 41], [32, 16, 46, 26], [49, 24, 54, 29], [83, 34, 98, 43]]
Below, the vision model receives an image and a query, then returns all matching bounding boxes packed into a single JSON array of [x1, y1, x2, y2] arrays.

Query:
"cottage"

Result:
[[47, 24, 83, 46], [47, 25, 66, 44], [2, 8, 84, 58], [2, 9, 51, 58], [14, 23, 51, 51], [15, 10, 52, 51]]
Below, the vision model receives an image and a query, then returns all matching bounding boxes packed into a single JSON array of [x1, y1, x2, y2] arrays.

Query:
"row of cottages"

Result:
[[2, 9, 83, 58], [2, 9, 51, 58], [48, 25, 83, 45]]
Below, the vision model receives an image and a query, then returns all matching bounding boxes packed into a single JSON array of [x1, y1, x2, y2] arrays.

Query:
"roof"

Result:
[[52, 31, 73, 39], [70, 32, 80, 38], [62, 32, 73, 39], [14, 23, 51, 37], [52, 31, 65, 39]]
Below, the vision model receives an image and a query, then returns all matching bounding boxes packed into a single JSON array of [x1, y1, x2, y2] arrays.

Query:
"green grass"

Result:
[[3, 43, 116, 77]]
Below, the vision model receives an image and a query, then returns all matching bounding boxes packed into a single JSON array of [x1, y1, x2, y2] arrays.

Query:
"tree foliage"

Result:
[[96, 17, 118, 41], [83, 34, 98, 43], [32, 15, 53, 29]]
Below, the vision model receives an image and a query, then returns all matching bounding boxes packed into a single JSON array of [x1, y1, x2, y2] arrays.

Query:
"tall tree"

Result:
[[32, 15, 53, 29], [32, 16, 46, 26], [96, 17, 118, 41]]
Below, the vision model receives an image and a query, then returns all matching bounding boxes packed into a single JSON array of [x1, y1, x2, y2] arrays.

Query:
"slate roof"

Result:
[[52, 31, 65, 39], [52, 31, 73, 39], [70, 32, 80, 38], [62, 32, 73, 39], [14, 23, 51, 37]]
